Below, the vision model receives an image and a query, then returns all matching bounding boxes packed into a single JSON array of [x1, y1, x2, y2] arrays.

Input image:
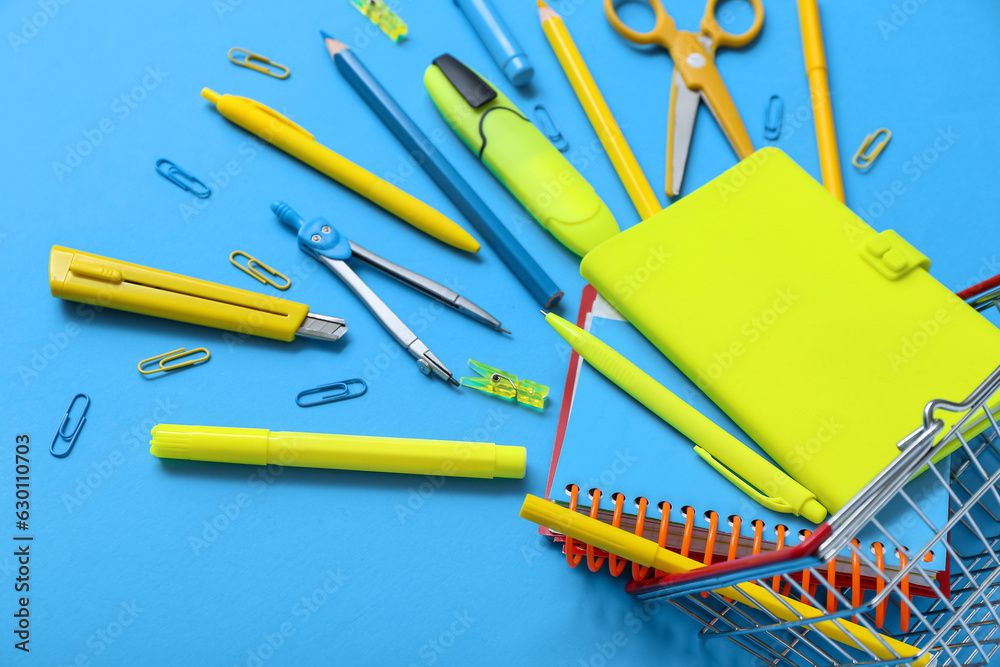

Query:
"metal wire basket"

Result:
[[625, 364, 1000, 667]]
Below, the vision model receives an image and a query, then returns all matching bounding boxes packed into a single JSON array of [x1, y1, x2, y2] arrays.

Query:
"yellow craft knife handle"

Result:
[[49, 246, 310, 341]]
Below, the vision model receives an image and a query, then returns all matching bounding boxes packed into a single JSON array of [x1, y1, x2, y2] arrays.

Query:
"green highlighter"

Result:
[[425, 54, 619, 257]]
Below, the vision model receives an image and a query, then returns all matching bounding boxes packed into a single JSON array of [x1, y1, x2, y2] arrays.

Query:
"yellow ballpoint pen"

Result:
[[200, 88, 480, 253], [544, 311, 828, 523], [150, 424, 526, 479], [537, 1, 661, 221], [518, 495, 926, 666]]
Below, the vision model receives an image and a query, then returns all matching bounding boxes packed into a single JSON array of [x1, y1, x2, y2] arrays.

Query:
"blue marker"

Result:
[[453, 0, 534, 87]]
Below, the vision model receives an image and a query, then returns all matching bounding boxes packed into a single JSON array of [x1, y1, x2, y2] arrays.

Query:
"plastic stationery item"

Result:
[[460, 359, 549, 410], [349, 0, 407, 42], [200, 87, 479, 253], [797, 0, 844, 201], [852, 128, 892, 170], [296, 378, 367, 407], [138, 347, 210, 375], [155, 159, 210, 198], [426, 54, 619, 257], [49, 246, 347, 343], [519, 494, 926, 666], [618, 367, 1000, 667], [228, 47, 290, 79], [544, 309, 826, 522], [150, 424, 527, 479], [579, 147, 1000, 514], [603, 0, 763, 197], [229, 251, 291, 290], [321, 34, 563, 309], [50, 393, 89, 458], [537, 1, 660, 221], [453, 0, 533, 87]]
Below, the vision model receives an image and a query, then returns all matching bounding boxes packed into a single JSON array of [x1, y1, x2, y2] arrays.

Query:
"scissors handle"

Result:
[[603, 0, 677, 48], [700, 0, 764, 50]]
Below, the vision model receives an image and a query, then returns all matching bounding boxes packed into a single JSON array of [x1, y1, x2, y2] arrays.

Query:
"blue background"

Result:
[[2, 0, 999, 665]]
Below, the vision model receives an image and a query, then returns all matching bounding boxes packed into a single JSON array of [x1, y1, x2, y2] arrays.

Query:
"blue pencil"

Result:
[[320, 32, 563, 309]]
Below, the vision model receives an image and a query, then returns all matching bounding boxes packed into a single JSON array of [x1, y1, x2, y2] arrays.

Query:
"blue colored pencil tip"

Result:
[[320, 30, 334, 41]]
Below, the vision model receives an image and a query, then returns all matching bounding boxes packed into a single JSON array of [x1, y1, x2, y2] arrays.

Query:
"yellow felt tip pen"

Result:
[[518, 495, 927, 666], [544, 311, 828, 523], [200, 88, 480, 253], [150, 425, 526, 479]]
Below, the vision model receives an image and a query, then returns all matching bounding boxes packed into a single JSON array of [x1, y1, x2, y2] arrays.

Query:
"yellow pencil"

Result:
[[797, 0, 845, 203], [537, 1, 661, 221]]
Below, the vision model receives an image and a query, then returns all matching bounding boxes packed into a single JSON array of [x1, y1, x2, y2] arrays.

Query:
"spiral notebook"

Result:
[[544, 286, 951, 593]]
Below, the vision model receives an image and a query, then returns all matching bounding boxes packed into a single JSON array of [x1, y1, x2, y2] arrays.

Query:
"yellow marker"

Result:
[[797, 0, 845, 202], [519, 495, 928, 666], [537, 1, 660, 221], [150, 425, 526, 479], [200, 88, 480, 253]]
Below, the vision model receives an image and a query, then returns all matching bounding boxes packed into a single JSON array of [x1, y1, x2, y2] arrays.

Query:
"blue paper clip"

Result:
[[533, 104, 570, 153], [295, 378, 367, 407], [50, 393, 90, 458], [155, 159, 211, 199], [764, 94, 783, 142]]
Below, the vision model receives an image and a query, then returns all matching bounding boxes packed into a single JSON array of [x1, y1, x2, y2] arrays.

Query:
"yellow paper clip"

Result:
[[349, 0, 407, 42], [229, 251, 291, 290], [852, 128, 892, 170], [138, 348, 211, 375], [228, 47, 290, 79], [460, 359, 549, 410]]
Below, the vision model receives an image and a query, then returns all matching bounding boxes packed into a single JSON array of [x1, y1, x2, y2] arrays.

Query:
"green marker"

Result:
[[425, 54, 619, 257]]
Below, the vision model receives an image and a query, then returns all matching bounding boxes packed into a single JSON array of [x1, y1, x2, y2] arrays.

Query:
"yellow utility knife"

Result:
[[48, 246, 346, 342]]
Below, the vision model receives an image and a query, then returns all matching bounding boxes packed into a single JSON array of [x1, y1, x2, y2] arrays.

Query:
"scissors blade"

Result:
[[666, 69, 700, 198]]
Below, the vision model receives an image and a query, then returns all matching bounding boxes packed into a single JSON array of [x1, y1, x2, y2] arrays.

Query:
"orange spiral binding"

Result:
[[751, 520, 765, 556], [826, 558, 838, 613], [850, 539, 862, 620], [654, 502, 671, 578], [679, 506, 696, 559], [564, 485, 583, 568], [873, 542, 886, 628], [607, 494, 628, 577], [772, 525, 787, 593], [727, 516, 742, 562], [701, 512, 720, 598], [631, 497, 650, 581], [587, 489, 606, 572]]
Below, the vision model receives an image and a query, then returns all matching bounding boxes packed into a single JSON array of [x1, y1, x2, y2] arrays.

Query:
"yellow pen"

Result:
[[544, 311, 828, 523], [797, 0, 845, 202], [537, 1, 660, 221], [518, 495, 927, 666], [150, 425, 526, 479], [49, 246, 347, 343], [200, 88, 480, 253]]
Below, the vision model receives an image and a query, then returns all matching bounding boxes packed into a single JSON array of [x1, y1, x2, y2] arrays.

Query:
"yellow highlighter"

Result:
[[519, 495, 927, 666], [200, 88, 480, 253], [49, 246, 347, 342], [150, 424, 526, 479]]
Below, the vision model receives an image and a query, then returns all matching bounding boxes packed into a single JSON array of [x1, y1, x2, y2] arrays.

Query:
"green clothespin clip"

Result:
[[349, 0, 407, 43], [460, 359, 549, 410]]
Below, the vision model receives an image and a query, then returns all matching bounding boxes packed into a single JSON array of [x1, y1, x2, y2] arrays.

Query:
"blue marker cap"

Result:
[[453, 0, 534, 87]]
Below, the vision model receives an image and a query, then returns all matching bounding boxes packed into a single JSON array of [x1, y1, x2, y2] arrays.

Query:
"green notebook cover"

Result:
[[580, 148, 1000, 513]]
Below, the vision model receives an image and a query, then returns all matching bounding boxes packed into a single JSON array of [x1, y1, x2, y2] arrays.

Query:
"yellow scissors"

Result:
[[605, 0, 764, 197]]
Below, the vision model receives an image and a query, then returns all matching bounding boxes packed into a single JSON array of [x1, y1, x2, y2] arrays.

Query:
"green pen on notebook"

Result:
[[544, 311, 829, 524], [425, 54, 619, 257]]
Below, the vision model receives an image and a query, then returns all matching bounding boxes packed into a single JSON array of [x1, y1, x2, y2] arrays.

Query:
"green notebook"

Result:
[[580, 148, 999, 513]]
